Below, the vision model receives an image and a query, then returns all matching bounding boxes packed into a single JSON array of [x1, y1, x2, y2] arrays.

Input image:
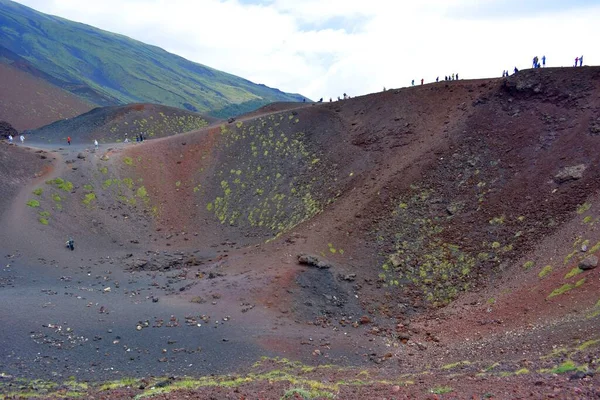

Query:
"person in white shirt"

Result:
[[7, 135, 12, 143], [94, 139, 99, 150], [19, 135, 24, 144]]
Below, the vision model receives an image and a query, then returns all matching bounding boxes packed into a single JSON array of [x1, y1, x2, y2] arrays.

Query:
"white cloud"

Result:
[[10, 0, 600, 101]]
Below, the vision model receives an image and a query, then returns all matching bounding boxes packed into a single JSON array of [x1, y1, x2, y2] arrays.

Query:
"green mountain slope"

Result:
[[0, 0, 307, 116]]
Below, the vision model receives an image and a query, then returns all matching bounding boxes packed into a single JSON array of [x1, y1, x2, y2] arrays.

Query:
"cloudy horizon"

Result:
[[9, 0, 600, 101]]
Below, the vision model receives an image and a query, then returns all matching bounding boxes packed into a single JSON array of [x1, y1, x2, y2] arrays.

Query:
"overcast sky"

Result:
[[11, 0, 600, 100]]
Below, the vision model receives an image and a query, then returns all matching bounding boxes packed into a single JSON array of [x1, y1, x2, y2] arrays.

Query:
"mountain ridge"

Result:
[[0, 0, 307, 116]]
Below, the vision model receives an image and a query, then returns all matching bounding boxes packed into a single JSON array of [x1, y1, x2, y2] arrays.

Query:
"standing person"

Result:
[[542, 55, 546, 67], [7, 135, 12, 143], [421, 78, 424, 85], [94, 139, 99, 150], [19, 135, 24, 144], [411, 79, 414, 86], [575, 57, 579, 67], [452, 73, 455, 80], [436, 76, 439, 82], [67, 136, 71, 145], [580, 55, 583, 67], [456, 73, 459, 80]]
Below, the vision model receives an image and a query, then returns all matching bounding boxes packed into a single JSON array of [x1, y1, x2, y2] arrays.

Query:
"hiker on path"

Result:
[[19, 135, 24, 144], [411, 79, 414, 86], [542, 55, 546, 67], [532, 56, 538, 68], [7, 135, 12, 143], [421, 78, 424, 85], [580, 55, 583, 67], [452, 73, 455, 80], [514, 67, 519, 74], [94, 139, 99, 150], [456, 73, 459, 80], [67, 136, 71, 145], [436, 77, 439, 82], [575, 57, 579, 67]]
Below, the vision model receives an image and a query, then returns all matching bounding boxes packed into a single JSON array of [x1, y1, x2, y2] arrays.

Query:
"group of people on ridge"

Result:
[[6, 134, 25, 144], [532, 55, 546, 68], [412, 73, 459, 86]]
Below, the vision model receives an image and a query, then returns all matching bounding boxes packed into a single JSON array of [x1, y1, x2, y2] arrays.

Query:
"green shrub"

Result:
[[82, 193, 96, 205], [538, 265, 553, 278], [27, 199, 40, 207]]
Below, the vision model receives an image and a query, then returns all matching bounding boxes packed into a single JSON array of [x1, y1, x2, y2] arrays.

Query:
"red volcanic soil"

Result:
[[1, 67, 600, 399], [0, 63, 93, 131]]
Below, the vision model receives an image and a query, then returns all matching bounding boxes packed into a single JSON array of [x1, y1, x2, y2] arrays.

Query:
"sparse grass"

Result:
[[588, 299, 600, 319], [123, 157, 134, 166], [83, 184, 94, 191], [538, 265, 553, 278], [441, 361, 471, 370], [136, 186, 148, 198], [489, 216, 505, 225], [26, 199, 40, 208], [281, 388, 312, 399], [52, 193, 62, 202], [430, 386, 453, 394], [39, 211, 50, 217], [548, 283, 574, 298], [564, 267, 583, 279], [578, 339, 600, 351], [514, 368, 529, 375], [33, 188, 43, 196], [82, 193, 96, 205], [47, 178, 73, 192], [99, 378, 139, 391], [577, 203, 592, 214], [548, 279, 585, 299], [482, 362, 499, 372], [551, 360, 578, 374], [523, 260, 535, 270], [39, 217, 49, 225]]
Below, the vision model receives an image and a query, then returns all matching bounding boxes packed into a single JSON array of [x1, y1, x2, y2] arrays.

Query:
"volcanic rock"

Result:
[[579, 255, 598, 270]]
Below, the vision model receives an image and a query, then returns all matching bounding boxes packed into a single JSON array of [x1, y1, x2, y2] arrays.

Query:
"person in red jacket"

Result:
[[67, 136, 71, 145]]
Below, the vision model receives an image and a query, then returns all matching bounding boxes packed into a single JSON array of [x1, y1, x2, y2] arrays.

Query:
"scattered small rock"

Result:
[[297, 253, 333, 269], [579, 255, 598, 270], [554, 164, 586, 183]]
